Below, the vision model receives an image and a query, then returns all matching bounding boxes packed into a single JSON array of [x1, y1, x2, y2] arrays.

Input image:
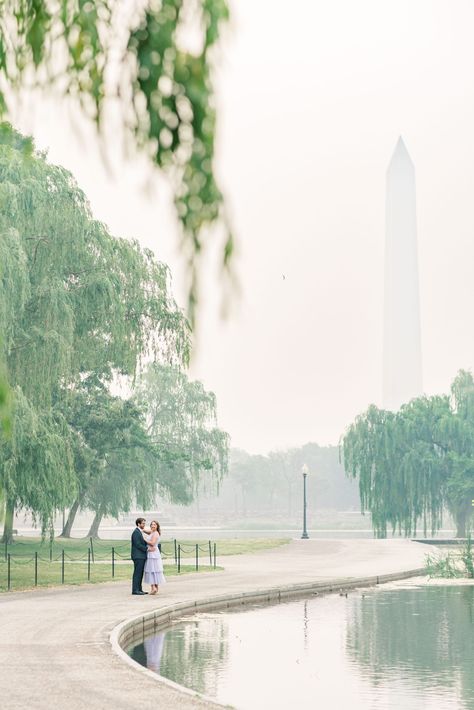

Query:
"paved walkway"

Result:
[[0, 538, 431, 710]]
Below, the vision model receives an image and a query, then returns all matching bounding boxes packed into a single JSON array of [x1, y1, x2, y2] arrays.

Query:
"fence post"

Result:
[[213, 542, 216, 569], [7, 553, 10, 591], [90, 537, 95, 563], [208, 540, 212, 566], [35, 551, 38, 586], [87, 548, 91, 581], [61, 549, 65, 584], [49, 539, 53, 562], [195, 544, 198, 571], [4, 537, 7, 561], [178, 544, 181, 573], [174, 539, 177, 565], [112, 547, 115, 578]]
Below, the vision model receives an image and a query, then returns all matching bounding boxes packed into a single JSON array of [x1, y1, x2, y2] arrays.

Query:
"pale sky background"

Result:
[[11, 0, 474, 454]]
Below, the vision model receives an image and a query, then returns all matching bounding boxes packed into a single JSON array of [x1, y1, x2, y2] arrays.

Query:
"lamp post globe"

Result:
[[301, 464, 309, 539]]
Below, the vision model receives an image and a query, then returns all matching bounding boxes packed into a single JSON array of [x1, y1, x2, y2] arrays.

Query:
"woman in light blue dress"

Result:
[[143, 520, 166, 594]]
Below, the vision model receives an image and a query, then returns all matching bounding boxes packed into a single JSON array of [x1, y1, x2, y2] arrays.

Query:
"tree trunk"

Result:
[[87, 505, 105, 539], [1, 498, 15, 544], [451, 497, 474, 538], [455, 504, 470, 538], [59, 497, 81, 538]]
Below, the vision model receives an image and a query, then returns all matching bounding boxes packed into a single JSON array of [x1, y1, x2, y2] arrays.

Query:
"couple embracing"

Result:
[[131, 517, 166, 595]]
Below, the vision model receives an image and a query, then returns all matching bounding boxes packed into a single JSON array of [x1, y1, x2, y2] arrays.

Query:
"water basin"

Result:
[[127, 584, 474, 709]]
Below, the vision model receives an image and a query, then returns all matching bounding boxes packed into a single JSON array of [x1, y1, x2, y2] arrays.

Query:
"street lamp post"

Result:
[[301, 463, 309, 539]]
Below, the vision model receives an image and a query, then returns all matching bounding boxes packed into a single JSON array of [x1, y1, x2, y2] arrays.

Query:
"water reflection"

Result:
[[346, 586, 474, 710], [127, 586, 474, 710], [128, 618, 228, 697], [128, 633, 166, 673], [145, 633, 165, 673]]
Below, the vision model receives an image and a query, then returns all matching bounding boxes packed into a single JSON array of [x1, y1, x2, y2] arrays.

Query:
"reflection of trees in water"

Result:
[[157, 616, 229, 696], [346, 587, 474, 708]]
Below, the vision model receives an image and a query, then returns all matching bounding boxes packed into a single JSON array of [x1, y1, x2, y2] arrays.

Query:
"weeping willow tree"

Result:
[[0, 124, 190, 541], [444, 370, 474, 537], [0, 358, 11, 438], [341, 370, 474, 538], [74, 363, 230, 538], [0, 0, 233, 319], [57, 377, 147, 538], [71, 382, 158, 539], [59, 376, 191, 538], [136, 362, 229, 502]]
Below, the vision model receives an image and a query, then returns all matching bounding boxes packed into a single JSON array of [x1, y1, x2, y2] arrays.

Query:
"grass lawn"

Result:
[[0, 536, 290, 592], [0, 559, 216, 592]]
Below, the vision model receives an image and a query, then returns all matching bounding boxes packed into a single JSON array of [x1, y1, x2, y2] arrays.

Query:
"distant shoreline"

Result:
[[13, 526, 460, 541]]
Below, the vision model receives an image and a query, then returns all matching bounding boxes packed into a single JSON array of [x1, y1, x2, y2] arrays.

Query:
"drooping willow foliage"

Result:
[[59, 363, 229, 538], [0, 123, 192, 539], [341, 371, 474, 538], [135, 362, 230, 498], [0, 355, 11, 435], [3, 387, 75, 528], [0, 0, 233, 319], [60, 376, 159, 538]]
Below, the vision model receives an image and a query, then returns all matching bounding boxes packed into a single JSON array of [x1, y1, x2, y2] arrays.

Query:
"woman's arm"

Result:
[[146, 531, 158, 551]]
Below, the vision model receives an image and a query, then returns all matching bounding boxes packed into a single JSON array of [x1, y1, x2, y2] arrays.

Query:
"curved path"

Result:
[[0, 538, 430, 710]]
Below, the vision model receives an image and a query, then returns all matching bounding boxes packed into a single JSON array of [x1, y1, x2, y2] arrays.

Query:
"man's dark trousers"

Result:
[[131, 527, 148, 593]]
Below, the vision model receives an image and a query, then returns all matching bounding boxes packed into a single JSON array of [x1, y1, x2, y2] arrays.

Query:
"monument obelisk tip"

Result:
[[388, 136, 414, 169]]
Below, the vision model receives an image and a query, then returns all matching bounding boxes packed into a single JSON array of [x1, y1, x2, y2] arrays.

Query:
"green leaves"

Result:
[[2, 387, 76, 532], [63, 377, 158, 519], [0, 124, 191, 532], [135, 362, 229, 502], [26, 0, 52, 67], [0, 1, 232, 320], [342, 372, 474, 538], [0, 369, 11, 434]]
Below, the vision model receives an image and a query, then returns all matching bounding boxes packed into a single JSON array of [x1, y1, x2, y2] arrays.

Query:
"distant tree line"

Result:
[[0, 125, 229, 542], [342, 370, 474, 538], [181, 442, 360, 522]]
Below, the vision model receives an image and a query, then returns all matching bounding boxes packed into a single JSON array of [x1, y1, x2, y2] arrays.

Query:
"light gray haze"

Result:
[[11, 0, 474, 453]]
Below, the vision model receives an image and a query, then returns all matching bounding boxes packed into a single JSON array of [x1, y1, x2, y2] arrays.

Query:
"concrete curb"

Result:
[[110, 565, 427, 707]]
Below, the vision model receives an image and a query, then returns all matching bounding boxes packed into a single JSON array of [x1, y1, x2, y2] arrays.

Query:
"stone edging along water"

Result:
[[110, 566, 427, 707]]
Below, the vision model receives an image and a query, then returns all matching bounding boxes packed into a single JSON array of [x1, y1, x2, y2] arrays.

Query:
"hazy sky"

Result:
[[12, 0, 474, 454]]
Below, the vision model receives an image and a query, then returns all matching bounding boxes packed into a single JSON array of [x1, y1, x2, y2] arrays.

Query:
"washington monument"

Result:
[[383, 137, 423, 410]]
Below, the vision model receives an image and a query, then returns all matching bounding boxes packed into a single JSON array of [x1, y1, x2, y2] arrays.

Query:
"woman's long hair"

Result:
[[150, 520, 161, 535]]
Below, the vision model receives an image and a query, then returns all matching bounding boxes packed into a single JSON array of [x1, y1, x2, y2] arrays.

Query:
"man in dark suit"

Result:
[[131, 517, 148, 595]]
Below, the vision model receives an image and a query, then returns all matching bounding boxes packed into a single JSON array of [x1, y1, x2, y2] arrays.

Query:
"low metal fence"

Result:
[[0, 538, 217, 591]]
